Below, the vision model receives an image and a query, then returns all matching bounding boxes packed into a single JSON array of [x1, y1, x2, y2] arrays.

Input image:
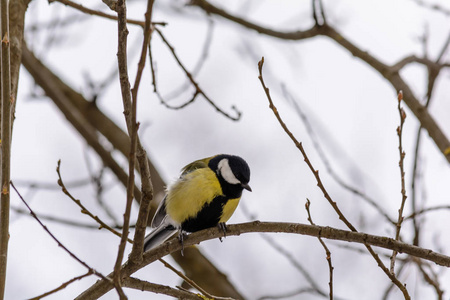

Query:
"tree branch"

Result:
[[258, 57, 410, 299], [0, 0, 12, 296], [76, 221, 450, 299], [128, 0, 155, 263]]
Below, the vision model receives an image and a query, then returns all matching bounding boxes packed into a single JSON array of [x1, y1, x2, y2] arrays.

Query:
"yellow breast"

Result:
[[219, 197, 240, 223], [165, 168, 223, 223]]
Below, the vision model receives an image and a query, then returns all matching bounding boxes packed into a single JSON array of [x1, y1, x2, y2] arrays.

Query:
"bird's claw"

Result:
[[218, 223, 227, 242], [178, 231, 187, 256]]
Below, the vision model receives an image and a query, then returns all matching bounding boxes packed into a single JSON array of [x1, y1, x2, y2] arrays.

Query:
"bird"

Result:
[[143, 154, 251, 252]]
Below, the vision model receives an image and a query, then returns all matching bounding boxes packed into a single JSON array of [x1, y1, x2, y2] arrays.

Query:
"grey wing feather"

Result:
[[144, 217, 177, 252], [151, 195, 167, 228]]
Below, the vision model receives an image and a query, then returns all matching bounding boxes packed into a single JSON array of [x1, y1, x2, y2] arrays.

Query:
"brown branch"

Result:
[[404, 205, 450, 220], [258, 57, 410, 299], [0, 0, 12, 296], [191, 0, 322, 40], [164, 17, 215, 100], [414, 258, 444, 300], [257, 287, 318, 300], [113, 0, 133, 297], [128, 0, 155, 263], [157, 258, 233, 300], [153, 27, 242, 121], [76, 221, 450, 299], [410, 0, 450, 17], [390, 91, 408, 274], [121, 277, 202, 299], [56, 160, 133, 243], [49, 0, 167, 27], [11, 182, 111, 282], [11, 205, 133, 229], [305, 199, 333, 300], [28, 271, 93, 300]]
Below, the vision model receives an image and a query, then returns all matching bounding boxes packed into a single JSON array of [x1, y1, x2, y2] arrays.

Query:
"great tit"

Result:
[[143, 154, 251, 252]]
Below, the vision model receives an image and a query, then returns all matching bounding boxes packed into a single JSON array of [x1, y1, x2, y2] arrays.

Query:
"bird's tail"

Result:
[[143, 224, 177, 252]]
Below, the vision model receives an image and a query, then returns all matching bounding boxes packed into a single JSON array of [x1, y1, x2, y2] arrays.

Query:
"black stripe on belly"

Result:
[[181, 195, 229, 233]]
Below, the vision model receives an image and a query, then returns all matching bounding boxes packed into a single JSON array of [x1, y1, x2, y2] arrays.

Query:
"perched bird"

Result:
[[143, 154, 251, 252]]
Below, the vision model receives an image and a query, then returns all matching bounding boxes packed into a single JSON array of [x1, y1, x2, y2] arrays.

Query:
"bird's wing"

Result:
[[144, 215, 177, 251], [151, 195, 167, 228], [180, 155, 216, 176]]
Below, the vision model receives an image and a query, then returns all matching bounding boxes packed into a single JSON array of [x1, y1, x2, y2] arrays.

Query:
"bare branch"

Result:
[[121, 277, 202, 299], [306, 199, 333, 300], [50, 0, 167, 27], [128, 0, 156, 262], [11, 182, 111, 282], [56, 160, 133, 243], [258, 57, 410, 299], [28, 271, 93, 300], [415, 258, 444, 300], [76, 221, 450, 299], [410, 0, 450, 17], [390, 91, 408, 274], [114, 0, 135, 297], [153, 27, 242, 121], [0, 0, 12, 296], [257, 287, 319, 300], [157, 258, 234, 300]]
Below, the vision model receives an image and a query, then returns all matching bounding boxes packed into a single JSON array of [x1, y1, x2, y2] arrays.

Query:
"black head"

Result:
[[209, 154, 251, 196]]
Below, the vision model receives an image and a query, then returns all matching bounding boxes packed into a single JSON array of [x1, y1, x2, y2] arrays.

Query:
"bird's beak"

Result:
[[242, 183, 252, 192]]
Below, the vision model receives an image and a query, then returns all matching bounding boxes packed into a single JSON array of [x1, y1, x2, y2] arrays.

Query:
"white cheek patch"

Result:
[[218, 158, 240, 185]]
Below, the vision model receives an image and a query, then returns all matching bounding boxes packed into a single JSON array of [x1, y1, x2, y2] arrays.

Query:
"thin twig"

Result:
[[382, 260, 410, 300], [50, 0, 167, 27], [257, 287, 318, 300], [128, 0, 155, 262], [305, 199, 333, 300], [83, 152, 120, 225], [158, 258, 234, 300], [415, 258, 444, 300], [164, 17, 215, 100], [56, 160, 133, 243], [114, 0, 135, 297], [410, 0, 450, 17], [11, 206, 134, 229], [390, 91, 408, 274], [121, 277, 202, 299], [153, 27, 241, 121], [257, 57, 410, 300], [13, 178, 92, 190], [404, 205, 450, 220], [28, 271, 93, 300], [11, 181, 111, 282]]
